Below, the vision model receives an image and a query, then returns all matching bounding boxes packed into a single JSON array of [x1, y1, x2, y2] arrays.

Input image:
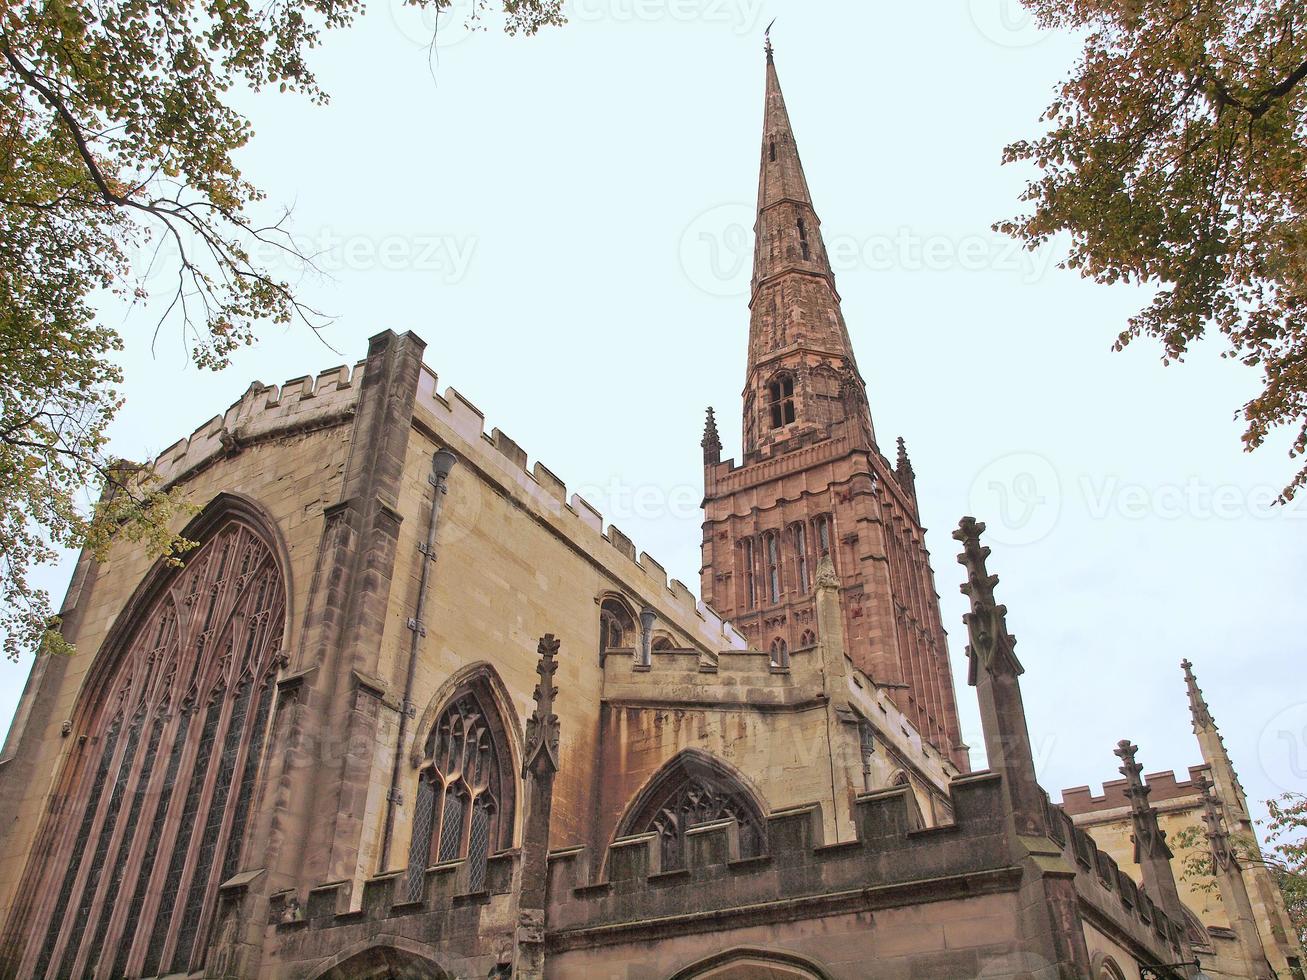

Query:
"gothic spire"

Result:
[[702, 407, 722, 466], [743, 46, 870, 456], [1180, 659, 1249, 820]]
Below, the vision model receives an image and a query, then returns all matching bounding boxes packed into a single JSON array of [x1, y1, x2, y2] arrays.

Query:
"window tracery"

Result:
[[30, 518, 284, 980], [406, 689, 513, 899], [621, 755, 766, 873]]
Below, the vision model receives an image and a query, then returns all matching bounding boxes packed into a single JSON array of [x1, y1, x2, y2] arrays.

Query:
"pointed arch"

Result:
[[669, 947, 833, 980], [405, 665, 519, 900], [20, 495, 289, 979], [615, 749, 768, 872], [597, 592, 638, 658], [309, 938, 455, 980]]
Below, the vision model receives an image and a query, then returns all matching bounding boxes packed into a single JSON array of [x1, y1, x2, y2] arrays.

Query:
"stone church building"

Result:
[[0, 46, 1301, 980]]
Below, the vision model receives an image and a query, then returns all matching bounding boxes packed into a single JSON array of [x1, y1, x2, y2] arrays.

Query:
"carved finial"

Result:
[[895, 436, 917, 497], [1181, 659, 1216, 732], [953, 517, 1022, 683], [701, 407, 722, 465], [764, 17, 776, 61], [896, 436, 913, 474], [523, 634, 561, 778], [1117, 739, 1172, 861], [815, 555, 839, 591]]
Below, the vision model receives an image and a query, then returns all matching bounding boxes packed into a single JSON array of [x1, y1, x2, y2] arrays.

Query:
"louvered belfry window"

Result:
[[406, 690, 511, 900], [29, 518, 285, 979]]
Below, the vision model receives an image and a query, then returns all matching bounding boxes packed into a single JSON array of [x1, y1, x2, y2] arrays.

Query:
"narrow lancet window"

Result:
[[767, 374, 796, 429]]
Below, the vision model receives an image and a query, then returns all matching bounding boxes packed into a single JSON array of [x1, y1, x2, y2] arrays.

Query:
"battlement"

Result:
[[136, 348, 743, 658], [272, 776, 1012, 958], [413, 364, 747, 656], [600, 642, 824, 709], [151, 363, 364, 488], [1060, 765, 1211, 817], [547, 774, 1014, 937], [1045, 801, 1188, 958]]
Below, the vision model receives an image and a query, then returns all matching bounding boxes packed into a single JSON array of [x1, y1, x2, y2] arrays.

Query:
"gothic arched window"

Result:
[[769, 637, 788, 668], [619, 754, 767, 873], [764, 531, 781, 604], [792, 524, 810, 593], [814, 514, 832, 559], [406, 688, 514, 899], [742, 539, 758, 610], [27, 516, 285, 980], [598, 597, 636, 657], [767, 374, 796, 430], [799, 629, 816, 648]]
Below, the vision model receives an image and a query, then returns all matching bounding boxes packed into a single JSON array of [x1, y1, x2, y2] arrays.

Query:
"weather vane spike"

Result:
[[765, 18, 777, 59]]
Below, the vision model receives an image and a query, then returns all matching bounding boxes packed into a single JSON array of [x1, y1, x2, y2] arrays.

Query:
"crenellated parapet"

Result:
[[546, 775, 1014, 942], [1061, 765, 1212, 817], [1045, 801, 1190, 963], [600, 642, 825, 710], [151, 363, 364, 488], [138, 353, 744, 658], [411, 365, 746, 655], [265, 854, 519, 978]]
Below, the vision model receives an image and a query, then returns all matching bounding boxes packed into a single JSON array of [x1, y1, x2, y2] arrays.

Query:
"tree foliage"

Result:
[[0, 0, 562, 660], [999, 0, 1307, 499], [1174, 794, 1307, 949]]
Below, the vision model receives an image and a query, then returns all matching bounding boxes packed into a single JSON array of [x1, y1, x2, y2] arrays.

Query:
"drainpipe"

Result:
[[379, 447, 458, 870]]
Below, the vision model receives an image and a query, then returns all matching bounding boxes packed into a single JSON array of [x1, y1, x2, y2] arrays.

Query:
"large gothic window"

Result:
[[620, 753, 766, 873], [406, 688, 514, 900], [27, 517, 285, 980]]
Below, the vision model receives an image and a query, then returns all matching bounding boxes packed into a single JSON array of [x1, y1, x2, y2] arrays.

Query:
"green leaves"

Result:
[[0, 0, 564, 660], [1001, 0, 1307, 500]]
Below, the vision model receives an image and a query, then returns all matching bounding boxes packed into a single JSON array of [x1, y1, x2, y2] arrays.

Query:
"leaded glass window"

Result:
[[620, 753, 767, 873], [406, 688, 513, 899], [24, 517, 285, 979]]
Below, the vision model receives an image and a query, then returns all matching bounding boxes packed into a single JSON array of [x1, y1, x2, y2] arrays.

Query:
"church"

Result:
[[0, 45, 1301, 980]]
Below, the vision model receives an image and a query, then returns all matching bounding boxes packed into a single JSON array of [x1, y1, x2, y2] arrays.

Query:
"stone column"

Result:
[[514, 635, 561, 980], [1115, 740, 1197, 979]]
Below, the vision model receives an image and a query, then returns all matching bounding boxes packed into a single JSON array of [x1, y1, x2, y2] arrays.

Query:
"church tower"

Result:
[[701, 44, 968, 770]]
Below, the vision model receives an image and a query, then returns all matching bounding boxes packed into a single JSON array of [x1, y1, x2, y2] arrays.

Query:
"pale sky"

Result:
[[6, 0, 1305, 831]]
